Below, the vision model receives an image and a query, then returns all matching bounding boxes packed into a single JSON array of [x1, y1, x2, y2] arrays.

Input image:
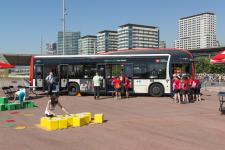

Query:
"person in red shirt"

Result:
[[124, 76, 131, 99], [114, 76, 121, 100], [180, 77, 189, 103], [172, 76, 181, 103]]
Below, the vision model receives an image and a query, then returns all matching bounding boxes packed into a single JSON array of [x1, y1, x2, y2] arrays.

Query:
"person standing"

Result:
[[194, 79, 202, 101], [92, 72, 103, 100], [173, 76, 181, 103], [111, 76, 116, 97], [114, 76, 122, 100], [45, 71, 54, 96], [124, 76, 131, 99]]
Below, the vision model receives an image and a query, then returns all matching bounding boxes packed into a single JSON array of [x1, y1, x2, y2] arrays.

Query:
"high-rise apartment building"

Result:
[[97, 30, 118, 53], [117, 24, 159, 50], [57, 31, 80, 55], [159, 41, 166, 48], [46, 42, 57, 55], [78, 35, 97, 55], [175, 12, 216, 50]]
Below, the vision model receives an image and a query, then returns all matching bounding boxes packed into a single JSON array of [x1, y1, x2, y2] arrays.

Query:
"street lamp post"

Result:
[[62, 0, 66, 55]]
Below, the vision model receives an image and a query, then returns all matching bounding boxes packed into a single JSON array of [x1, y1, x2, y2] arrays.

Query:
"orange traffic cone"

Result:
[[76, 92, 81, 96]]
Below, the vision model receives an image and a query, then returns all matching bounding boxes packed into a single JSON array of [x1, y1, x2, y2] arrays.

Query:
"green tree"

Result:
[[194, 57, 225, 74]]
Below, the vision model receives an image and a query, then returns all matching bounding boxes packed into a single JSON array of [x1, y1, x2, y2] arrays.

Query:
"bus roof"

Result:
[[34, 48, 192, 63], [34, 54, 170, 59], [99, 48, 193, 58]]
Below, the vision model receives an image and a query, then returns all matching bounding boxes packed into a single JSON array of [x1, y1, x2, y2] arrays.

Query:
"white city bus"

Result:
[[30, 48, 194, 97]]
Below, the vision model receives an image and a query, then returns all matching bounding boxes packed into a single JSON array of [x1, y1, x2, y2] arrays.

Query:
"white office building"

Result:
[[117, 24, 159, 50], [78, 35, 97, 55], [97, 30, 118, 53], [175, 12, 217, 50]]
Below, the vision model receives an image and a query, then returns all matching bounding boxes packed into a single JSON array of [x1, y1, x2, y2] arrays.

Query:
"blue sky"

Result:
[[0, 0, 225, 54]]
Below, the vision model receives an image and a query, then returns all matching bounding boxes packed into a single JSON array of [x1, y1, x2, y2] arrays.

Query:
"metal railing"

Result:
[[201, 80, 225, 92]]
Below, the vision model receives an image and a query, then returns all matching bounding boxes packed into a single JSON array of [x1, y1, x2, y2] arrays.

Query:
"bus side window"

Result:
[[84, 65, 96, 79], [68, 65, 75, 79], [133, 64, 147, 78]]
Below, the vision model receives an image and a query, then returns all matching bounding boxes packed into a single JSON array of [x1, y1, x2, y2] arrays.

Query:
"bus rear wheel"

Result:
[[149, 83, 164, 97], [68, 82, 80, 96]]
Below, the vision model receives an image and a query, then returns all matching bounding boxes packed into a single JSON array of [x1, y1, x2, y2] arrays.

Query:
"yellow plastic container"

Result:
[[66, 116, 73, 127], [73, 113, 81, 117], [58, 118, 67, 129], [40, 117, 49, 128], [73, 115, 89, 127], [56, 115, 64, 118], [46, 119, 59, 131], [94, 114, 104, 124], [81, 112, 92, 123]]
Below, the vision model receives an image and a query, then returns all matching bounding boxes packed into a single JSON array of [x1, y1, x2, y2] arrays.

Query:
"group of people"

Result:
[[172, 75, 201, 104], [92, 72, 131, 100], [42, 71, 204, 118], [111, 75, 131, 99]]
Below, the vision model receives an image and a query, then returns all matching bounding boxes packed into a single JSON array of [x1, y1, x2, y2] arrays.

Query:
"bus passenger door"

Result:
[[123, 64, 133, 90], [97, 64, 106, 94], [105, 64, 114, 94], [35, 64, 44, 91], [58, 64, 69, 92]]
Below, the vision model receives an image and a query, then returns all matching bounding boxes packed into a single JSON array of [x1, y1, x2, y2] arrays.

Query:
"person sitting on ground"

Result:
[[13, 88, 26, 107], [45, 93, 70, 117]]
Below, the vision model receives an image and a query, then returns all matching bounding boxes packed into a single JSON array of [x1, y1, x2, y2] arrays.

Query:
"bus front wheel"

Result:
[[149, 83, 164, 97], [68, 82, 80, 96]]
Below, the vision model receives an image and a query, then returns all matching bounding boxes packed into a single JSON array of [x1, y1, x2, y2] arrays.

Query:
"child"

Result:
[[124, 76, 131, 99], [194, 79, 201, 101], [188, 76, 195, 102], [114, 76, 122, 100], [181, 77, 189, 103], [13, 88, 26, 108], [45, 93, 70, 117], [173, 76, 181, 103], [111, 76, 116, 97]]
